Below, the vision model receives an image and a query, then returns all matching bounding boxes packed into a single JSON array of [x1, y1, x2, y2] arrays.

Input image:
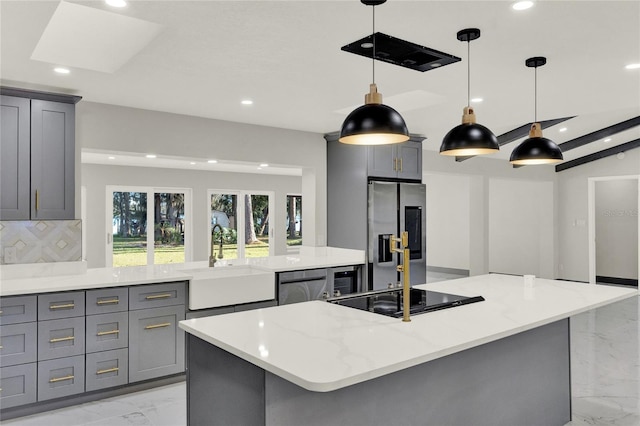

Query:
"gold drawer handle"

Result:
[[50, 303, 75, 310], [35, 190, 40, 211], [145, 293, 172, 300], [49, 375, 74, 383], [96, 299, 119, 305], [0, 345, 3, 349], [0, 310, 3, 314], [96, 367, 119, 375], [50, 336, 75, 343], [144, 322, 171, 330], [97, 329, 120, 336]]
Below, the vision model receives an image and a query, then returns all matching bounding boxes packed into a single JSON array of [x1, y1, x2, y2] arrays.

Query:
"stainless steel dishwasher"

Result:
[[277, 268, 329, 305]]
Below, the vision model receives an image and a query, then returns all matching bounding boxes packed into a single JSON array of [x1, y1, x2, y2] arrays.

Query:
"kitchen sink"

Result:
[[182, 265, 275, 310]]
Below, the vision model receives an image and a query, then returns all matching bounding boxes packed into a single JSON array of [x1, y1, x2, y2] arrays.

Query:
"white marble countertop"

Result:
[[178, 273, 638, 392], [0, 246, 364, 296]]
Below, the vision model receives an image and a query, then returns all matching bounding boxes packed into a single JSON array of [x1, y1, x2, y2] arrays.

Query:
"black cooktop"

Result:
[[328, 288, 484, 318]]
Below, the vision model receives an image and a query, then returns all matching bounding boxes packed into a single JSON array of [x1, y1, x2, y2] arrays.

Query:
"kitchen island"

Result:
[[179, 274, 638, 426]]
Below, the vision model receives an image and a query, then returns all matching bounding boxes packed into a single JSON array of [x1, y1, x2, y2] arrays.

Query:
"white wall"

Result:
[[82, 163, 301, 268], [488, 178, 554, 278], [557, 149, 640, 282], [422, 150, 557, 277], [594, 179, 639, 280], [423, 173, 470, 270]]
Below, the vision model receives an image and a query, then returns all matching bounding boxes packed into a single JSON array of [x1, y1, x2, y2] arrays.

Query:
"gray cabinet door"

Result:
[[37, 355, 84, 401], [86, 348, 128, 392], [0, 295, 37, 325], [86, 311, 128, 353], [396, 141, 422, 181], [367, 145, 397, 179], [86, 287, 129, 315], [0, 96, 30, 220], [38, 316, 85, 361], [129, 305, 185, 382], [30, 100, 75, 220], [0, 322, 37, 367], [0, 363, 37, 409]]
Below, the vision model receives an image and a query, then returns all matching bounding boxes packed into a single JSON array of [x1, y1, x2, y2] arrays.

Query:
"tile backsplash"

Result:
[[0, 220, 82, 265]]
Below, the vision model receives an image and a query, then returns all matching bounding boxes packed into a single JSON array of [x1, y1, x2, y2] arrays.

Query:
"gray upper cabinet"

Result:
[[30, 100, 75, 220], [0, 96, 30, 220], [0, 89, 80, 221], [367, 140, 423, 181]]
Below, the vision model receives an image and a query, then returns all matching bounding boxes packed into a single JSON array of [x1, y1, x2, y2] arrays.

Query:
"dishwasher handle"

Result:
[[278, 275, 327, 285]]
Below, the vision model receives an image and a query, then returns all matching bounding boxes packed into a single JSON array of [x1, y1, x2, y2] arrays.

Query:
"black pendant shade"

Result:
[[510, 57, 563, 165], [339, 102, 409, 145], [339, 0, 410, 146], [440, 28, 498, 157], [510, 124, 563, 165]]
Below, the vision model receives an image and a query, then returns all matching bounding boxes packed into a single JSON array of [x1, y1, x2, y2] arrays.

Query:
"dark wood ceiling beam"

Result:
[[455, 116, 574, 162], [555, 138, 640, 172], [558, 116, 640, 152]]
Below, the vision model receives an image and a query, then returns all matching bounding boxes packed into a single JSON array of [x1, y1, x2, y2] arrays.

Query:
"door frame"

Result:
[[105, 185, 192, 267], [587, 175, 640, 284]]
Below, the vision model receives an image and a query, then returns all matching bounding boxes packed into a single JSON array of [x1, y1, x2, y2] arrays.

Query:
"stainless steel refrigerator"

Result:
[[368, 181, 426, 290]]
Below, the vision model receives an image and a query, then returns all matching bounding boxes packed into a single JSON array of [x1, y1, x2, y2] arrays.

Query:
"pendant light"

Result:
[[440, 28, 499, 156], [339, 0, 409, 145], [510, 57, 563, 165]]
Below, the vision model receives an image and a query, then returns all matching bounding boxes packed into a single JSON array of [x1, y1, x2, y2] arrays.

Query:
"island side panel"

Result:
[[187, 335, 265, 426], [264, 319, 571, 426]]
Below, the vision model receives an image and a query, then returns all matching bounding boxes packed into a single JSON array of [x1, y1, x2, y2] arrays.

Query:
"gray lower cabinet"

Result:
[[86, 287, 128, 315], [0, 322, 37, 367], [37, 316, 85, 361], [0, 295, 37, 326], [0, 363, 37, 409], [86, 311, 128, 353], [129, 305, 185, 382], [85, 348, 128, 392], [37, 355, 84, 401]]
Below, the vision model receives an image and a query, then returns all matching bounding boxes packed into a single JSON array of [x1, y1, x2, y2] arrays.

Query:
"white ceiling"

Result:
[[2, 0, 639, 168]]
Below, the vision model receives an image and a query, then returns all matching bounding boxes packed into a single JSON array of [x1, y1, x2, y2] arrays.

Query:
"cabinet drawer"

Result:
[[0, 363, 37, 409], [129, 282, 186, 310], [0, 295, 37, 325], [86, 311, 128, 353], [129, 305, 185, 382], [86, 288, 128, 315], [38, 291, 85, 320], [85, 348, 128, 392], [38, 317, 85, 361], [37, 355, 84, 401], [0, 322, 37, 367]]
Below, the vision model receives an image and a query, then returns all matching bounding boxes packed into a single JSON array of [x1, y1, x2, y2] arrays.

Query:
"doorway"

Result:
[[588, 176, 640, 285]]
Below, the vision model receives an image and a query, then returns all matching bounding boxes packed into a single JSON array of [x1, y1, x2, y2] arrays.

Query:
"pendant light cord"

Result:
[[372, 5, 376, 85], [534, 66, 538, 122], [467, 40, 470, 108]]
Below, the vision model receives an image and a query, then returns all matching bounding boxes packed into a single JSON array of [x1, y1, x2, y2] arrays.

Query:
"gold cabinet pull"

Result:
[[49, 375, 74, 383], [393, 157, 397, 171], [50, 303, 75, 310], [96, 367, 119, 375], [49, 336, 75, 343], [96, 299, 119, 305], [145, 293, 172, 300], [0, 310, 3, 314], [35, 190, 40, 211], [144, 322, 171, 330], [0, 345, 3, 349], [97, 329, 119, 336], [399, 157, 403, 172]]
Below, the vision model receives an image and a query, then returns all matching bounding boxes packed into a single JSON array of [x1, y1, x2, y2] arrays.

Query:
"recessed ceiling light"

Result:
[[54, 67, 70, 74], [190, 162, 196, 165], [145, 154, 156, 159], [259, 163, 269, 167], [108, 156, 115, 160], [512, 1, 534, 11], [105, 0, 127, 7], [257, 167, 263, 170], [361, 42, 374, 49], [430, 63, 442, 68], [207, 160, 218, 164], [559, 127, 567, 132], [470, 97, 483, 103], [625, 63, 640, 70], [241, 100, 253, 105], [604, 138, 612, 143]]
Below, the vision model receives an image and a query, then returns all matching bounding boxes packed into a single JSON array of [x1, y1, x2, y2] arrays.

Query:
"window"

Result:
[[108, 186, 190, 267], [209, 190, 274, 259], [286, 195, 302, 248]]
